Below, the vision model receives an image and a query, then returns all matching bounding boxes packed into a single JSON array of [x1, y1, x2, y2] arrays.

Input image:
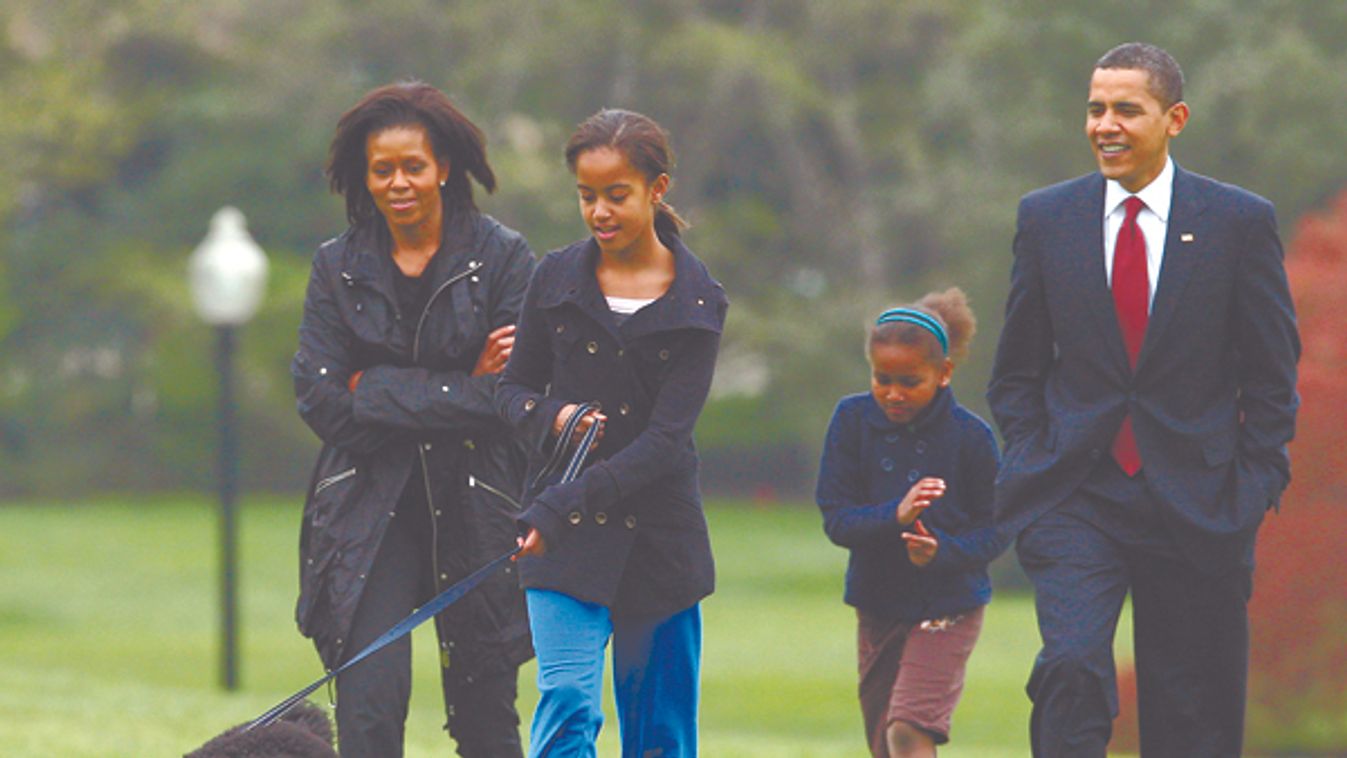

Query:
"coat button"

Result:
[[697, 298, 705, 306], [524, 399, 537, 412], [587, 341, 599, 354], [908, 469, 921, 483], [595, 512, 608, 525], [442, 385, 450, 393], [355, 303, 363, 312], [658, 349, 670, 361], [319, 367, 328, 376], [619, 403, 630, 416], [625, 515, 637, 529], [881, 458, 895, 472], [568, 511, 582, 525], [470, 275, 480, 283], [556, 324, 566, 334]]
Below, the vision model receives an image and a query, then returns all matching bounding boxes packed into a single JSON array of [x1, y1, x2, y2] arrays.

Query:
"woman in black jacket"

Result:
[[291, 81, 535, 758], [497, 109, 727, 757]]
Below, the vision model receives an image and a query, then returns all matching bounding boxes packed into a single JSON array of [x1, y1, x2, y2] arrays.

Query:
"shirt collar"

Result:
[[1104, 155, 1174, 223]]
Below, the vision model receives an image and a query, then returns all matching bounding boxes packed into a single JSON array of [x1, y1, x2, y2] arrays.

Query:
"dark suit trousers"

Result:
[[1015, 462, 1253, 758]]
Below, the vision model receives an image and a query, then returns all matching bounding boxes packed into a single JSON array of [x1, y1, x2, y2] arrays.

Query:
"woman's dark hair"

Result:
[[869, 287, 977, 365], [326, 80, 496, 226], [564, 108, 687, 238]]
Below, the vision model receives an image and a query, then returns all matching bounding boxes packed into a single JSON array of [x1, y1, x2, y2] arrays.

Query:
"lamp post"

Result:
[[189, 206, 268, 691]]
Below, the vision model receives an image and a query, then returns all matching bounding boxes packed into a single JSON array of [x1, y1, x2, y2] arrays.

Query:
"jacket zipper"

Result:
[[467, 474, 522, 514], [412, 258, 484, 590], [314, 467, 356, 495]]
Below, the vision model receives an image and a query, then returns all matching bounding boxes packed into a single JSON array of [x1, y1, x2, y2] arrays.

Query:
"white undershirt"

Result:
[[1103, 156, 1173, 311], [605, 295, 655, 316]]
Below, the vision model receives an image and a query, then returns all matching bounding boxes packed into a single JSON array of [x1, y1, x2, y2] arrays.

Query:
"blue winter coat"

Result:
[[495, 232, 727, 617], [815, 387, 1005, 621]]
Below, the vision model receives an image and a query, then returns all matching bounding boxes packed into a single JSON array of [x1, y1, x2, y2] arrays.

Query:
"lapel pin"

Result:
[[1180, 232, 1195, 243]]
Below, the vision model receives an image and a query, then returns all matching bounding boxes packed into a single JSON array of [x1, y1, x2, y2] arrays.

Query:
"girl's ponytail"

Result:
[[654, 198, 688, 238]]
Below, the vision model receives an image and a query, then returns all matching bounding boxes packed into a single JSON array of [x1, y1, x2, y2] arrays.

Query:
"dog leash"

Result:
[[246, 404, 604, 732]]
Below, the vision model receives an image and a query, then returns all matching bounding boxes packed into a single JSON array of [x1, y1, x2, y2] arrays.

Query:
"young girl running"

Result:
[[495, 109, 727, 757], [815, 289, 1004, 758]]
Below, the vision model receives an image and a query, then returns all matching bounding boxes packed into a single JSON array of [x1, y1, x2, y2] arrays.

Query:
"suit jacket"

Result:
[[987, 164, 1299, 571]]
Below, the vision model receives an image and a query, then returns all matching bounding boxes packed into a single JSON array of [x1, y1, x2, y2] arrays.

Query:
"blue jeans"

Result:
[[525, 589, 701, 758]]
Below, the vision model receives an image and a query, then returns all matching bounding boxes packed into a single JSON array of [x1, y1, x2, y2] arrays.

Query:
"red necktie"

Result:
[[1111, 196, 1148, 476]]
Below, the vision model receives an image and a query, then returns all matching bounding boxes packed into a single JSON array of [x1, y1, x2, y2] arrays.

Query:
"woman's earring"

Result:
[[439, 179, 447, 188]]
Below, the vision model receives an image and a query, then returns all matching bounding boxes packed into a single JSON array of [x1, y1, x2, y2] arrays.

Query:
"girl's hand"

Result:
[[553, 404, 607, 451], [516, 528, 546, 558], [472, 324, 517, 377], [897, 477, 946, 525], [902, 518, 939, 568]]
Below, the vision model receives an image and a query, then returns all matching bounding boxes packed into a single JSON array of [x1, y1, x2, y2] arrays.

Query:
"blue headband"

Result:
[[876, 308, 949, 355]]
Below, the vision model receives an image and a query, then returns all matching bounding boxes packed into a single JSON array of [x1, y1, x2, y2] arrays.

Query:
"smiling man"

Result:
[[988, 43, 1300, 757]]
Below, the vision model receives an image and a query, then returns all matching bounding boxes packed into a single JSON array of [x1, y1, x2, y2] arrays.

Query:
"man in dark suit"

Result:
[[988, 42, 1299, 757]]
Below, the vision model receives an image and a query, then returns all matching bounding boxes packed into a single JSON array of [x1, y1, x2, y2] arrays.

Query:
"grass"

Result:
[[0, 495, 1133, 756]]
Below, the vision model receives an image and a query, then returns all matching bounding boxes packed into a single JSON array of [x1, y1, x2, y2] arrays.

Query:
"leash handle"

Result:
[[530, 401, 602, 490]]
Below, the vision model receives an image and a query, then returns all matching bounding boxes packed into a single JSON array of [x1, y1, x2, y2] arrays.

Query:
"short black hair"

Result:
[[1095, 42, 1184, 109]]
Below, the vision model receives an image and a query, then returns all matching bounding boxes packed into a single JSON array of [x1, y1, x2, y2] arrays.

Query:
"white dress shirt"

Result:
[[1103, 156, 1174, 311]]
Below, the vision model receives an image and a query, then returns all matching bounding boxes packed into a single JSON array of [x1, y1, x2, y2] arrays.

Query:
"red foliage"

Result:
[[1114, 188, 1347, 753], [1246, 188, 1347, 751]]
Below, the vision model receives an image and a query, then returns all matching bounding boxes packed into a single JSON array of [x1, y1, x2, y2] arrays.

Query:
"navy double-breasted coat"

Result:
[[816, 388, 1004, 622], [495, 233, 727, 617]]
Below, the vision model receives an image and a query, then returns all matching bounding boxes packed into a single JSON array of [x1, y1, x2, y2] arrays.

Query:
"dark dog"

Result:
[[185, 700, 337, 758]]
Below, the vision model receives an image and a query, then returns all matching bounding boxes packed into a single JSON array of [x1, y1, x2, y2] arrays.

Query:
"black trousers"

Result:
[[335, 479, 523, 758], [1015, 462, 1253, 758]]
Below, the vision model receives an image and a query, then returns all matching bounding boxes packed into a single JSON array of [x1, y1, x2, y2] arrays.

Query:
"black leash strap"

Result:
[[245, 403, 603, 732]]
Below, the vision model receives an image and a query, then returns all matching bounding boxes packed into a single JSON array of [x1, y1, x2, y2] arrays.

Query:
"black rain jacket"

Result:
[[291, 212, 535, 685]]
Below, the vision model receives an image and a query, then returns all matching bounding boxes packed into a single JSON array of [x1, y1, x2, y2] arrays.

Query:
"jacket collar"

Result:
[[863, 385, 955, 434], [344, 212, 482, 295], [537, 231, 727, 340]]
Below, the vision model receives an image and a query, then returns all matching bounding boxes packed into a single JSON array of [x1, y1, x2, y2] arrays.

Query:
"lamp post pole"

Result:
[[216, 324, 240, 690], [190, 206, 267, 692]]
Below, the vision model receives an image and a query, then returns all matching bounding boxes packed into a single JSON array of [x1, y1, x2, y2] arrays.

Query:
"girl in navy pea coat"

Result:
[[815, 289, 1005, 758], [496, 110, 726, 757]]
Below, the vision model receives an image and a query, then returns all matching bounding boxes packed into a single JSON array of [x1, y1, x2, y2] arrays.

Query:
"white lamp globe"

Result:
[[190, 207, 268, 326]]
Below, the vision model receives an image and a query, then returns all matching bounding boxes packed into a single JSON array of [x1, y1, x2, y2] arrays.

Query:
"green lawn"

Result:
[[0, 496, 1131, 756]]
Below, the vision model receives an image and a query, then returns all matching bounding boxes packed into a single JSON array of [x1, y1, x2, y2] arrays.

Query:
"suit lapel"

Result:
[[1063, 174, 1132, 374], [1137, 165, 1207, 373]]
